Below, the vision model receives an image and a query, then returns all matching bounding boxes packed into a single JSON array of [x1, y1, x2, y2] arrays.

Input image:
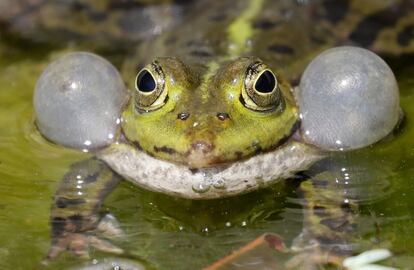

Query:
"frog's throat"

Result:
[[98, 140, 324, 200]]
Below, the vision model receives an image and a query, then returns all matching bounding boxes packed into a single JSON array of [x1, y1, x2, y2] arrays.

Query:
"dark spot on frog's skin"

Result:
[[51, 217, 66, 238], [66, 159, 101, 183], [178, 112, 190, 120], [85, 10, 107, 22], [52, 29, 86, 40], [340, 202, 353, 213], [68, 214, 84, 231], [117, 6, 174, 34], [56, 197, 86, 208], [349, 6, 405, 47], [154, 145, 177, 155], [321, 0, 350, 24], [186, 40, 206, 47], [70, 2, 107, 22], [70, 2, 88, 11], [234, 151, 243, 159], [252, 19, 280, 30], [216, 112, 230, 121], [185, 40, 213, 57], [133, 141, 143, 150], [397, 25, 414, 46], [268, 44, 294, 55], [84, 171, 100, 184], [190, 49, 213, 57], [313, 205, 328, 217]]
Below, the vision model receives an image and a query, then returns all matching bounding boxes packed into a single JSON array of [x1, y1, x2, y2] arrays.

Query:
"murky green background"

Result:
[[0, 32, 414, 270]]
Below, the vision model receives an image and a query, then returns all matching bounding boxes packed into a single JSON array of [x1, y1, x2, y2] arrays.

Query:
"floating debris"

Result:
[[343, 249, 397, 270]]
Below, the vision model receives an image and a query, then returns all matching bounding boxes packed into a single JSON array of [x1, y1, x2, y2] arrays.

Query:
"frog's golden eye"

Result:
[[241, 62, 283, 112], [134, 61, 168, 112], [136, 69, 156, 92]]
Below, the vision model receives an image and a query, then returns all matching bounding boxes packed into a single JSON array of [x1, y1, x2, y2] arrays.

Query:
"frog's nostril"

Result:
[[177, 112, 190, 120], [216, 112, 230, 121]]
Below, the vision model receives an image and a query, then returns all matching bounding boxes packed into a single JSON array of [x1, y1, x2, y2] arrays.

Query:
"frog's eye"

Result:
[[134, 61, 168, 112], [136, 69, 156, 92], [241, 62, 283, 111]]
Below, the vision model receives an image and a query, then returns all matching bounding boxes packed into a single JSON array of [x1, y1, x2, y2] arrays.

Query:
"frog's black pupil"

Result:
[[255, 70, 276, 93], [137, 70, 156, 92]]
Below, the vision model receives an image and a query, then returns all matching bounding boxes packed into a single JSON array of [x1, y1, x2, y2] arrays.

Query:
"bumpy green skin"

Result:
[[122, 57, 298, 168]]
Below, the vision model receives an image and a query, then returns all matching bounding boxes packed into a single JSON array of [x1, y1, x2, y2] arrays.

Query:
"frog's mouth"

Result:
[[150, 140, 234, 169], [185, 140, 217, 168], [149, 121, 302, 169], [149, 139, 218, 169], [182, 120, 301, 169], [100, 139, 324, 199]]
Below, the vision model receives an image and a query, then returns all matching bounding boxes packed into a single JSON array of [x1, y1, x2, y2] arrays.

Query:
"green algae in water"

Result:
[[1, 42, 414, 269]]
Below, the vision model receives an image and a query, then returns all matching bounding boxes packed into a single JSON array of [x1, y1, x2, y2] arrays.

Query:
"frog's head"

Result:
[[122, 57, 299, 168]]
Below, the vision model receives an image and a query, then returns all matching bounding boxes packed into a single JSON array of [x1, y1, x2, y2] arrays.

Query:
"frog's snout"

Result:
[[186, 140, 215, 168]]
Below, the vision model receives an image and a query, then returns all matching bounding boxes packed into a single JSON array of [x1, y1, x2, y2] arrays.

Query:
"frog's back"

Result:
[[2, 0, 414, 72], [124, 0, 329, 82], [124, 0, 414, 84]]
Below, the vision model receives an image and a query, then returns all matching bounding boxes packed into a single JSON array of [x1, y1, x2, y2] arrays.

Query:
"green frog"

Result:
[[29, 0, 413, 268]]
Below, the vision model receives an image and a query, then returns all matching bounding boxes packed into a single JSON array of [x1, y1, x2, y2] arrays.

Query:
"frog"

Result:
[[30, 0, 414, 267]]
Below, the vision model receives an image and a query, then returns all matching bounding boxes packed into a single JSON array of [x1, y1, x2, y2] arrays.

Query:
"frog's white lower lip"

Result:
[[99, 141, 324, 200]]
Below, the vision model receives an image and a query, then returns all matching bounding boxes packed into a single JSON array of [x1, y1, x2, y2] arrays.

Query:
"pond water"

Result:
[[0, 28, 414, 270]]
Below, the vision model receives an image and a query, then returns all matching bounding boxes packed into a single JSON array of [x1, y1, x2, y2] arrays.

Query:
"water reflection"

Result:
[[286, 150, 395, 268]]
